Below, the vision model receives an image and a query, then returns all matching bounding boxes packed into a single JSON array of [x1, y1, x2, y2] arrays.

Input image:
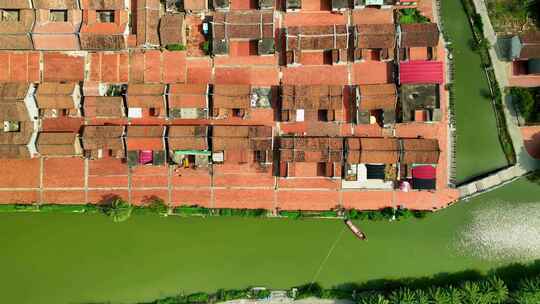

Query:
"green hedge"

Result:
[[165, 44, 186, 51], [0, 204, 98, 213], [140, 274, 540, 304]]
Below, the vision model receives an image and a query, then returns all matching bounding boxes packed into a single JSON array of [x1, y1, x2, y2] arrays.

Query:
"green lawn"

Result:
[[1, 178, 540, 304], [441, 0, 508, 183]]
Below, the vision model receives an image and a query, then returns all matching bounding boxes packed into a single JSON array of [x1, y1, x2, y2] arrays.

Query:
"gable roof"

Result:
[[36, 132, 79, 156], [33, 0, 79, 8], [35, 82, 78, 109], [83, 96, 125, 118], [82, 125, 124, 150], [286, 25, 349, 51], [401, 138, 439, 164], [80, 0, 125, 9], [213, 85, 251, 109], [212, 125, 272, 151], [279, 136, 343, 162], [0, 83, 29, 100], [168, 84, 207, 108], [347, 137, 399, 164], [136, 0, 160, 46], [355, 23, 396, 49], [400, 23, 439, 48], [0, 8, 35, 49], [126, 125, 164, 150], [127, 83, 165, 108], [212, 11, 274, 40], [168, 125, 208, 150], [282, 85, 343, 110], [358, 83, 397, 110], [159, 13, 185, 46]]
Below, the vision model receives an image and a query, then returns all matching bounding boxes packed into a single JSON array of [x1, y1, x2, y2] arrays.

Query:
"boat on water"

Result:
[[345, 219, 367, 240]]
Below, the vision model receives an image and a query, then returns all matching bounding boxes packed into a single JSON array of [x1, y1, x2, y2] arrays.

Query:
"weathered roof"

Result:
[[84, 96, 125, 118], [127, 84, 165, 108], [0, 120, 33, 145], [286, 25, 349, 51], [347, 137, 399, 164], [168, 126, 208, 150], [168, 84, 207, 108], [80, 0, 125, 9], [0, 102, 30, 121], [127, 125, 164, 137], [355, 23, 395, 49], [36, 132, 78, 156], [213, 85, 251, 109], [212, 125, 272, 151], [0, 0, 32, 9], [82, 125, 124, 150], [282, 85, 343, 110], [159, 13, 184, 46], [0, 83, 29, 100], [401, 138, 439, 164], [33, 0, 79, 8], [0, 9, 35, 49], [279, 136, 343, 162], [0, 144, 30, 158], [518, 31, 540, 59], [136, 0, 160, 46], [183, 0, 206, 10], [35, 82, 78, 109], [400, 23, 439, 48], [79, 34, 126, 50], [213, 11, 274, 40], [358, 84, 396, 110]]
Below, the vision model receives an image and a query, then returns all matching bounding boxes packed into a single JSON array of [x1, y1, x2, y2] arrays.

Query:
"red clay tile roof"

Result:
[[355, 23, 396, 49], [400, 23, 439, 48], [401, 138, 439, 164], [37, 132, 79, 156], [286, 25, 349, 51], [82, 125, 124, 151], [126, 125, 164, 150], [400, 60, 444, 84], [213, 11, 274, 40], [0, 9, 35, 50], [80, 0, 125, 9], [280, 136, 343, 162], [358, 83, 397, 110], [282, 85, 343, 110], [159, 13, 185, 47], [136, 0, 160, 46], [168, 84, 207, 108], [213, 85, 251, 109], [183, 0, 206, 10], [213, 125, 272, 151], [347, 137, 399, 164], [168, 125, 208, 150], [35, 82, 79, 109], [83, 96, 125, 118], [33, 0, 79, 8], [0, 83, 29, 99], [127, 83, 165, 108]]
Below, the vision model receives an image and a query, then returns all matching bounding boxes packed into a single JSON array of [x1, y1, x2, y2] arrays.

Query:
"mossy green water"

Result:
[[441, 0, 508, 183], [1, 178, 540, 304]]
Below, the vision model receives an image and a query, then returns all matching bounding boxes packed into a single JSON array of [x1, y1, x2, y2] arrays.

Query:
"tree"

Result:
[[446, 286, 463, 304], [461, 281, 483, 304], [103, 198, 133, 223], [358, 293, 390, 304], [414, 289, 430, 304], [388, 287, 416, 304], [147, 197, 168, 215], [428, 287, 452, 304], [482, 277, 508, 304]]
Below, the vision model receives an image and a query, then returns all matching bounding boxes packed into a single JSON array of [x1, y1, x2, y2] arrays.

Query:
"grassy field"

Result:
[[441, 0, 508, 183], [1, 178, 540, 304]]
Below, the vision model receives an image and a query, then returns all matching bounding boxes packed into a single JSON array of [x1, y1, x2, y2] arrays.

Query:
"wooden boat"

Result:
[[345, 219, 367, 240]]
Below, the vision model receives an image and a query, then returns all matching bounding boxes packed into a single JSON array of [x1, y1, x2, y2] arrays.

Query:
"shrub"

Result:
[[186, 292, 209, 303], [165, 44, 186, 51], [251, 288, 271, 299], [102, 198, 133, 223], [147, 198, 168, 215], [40, 204, 89, 213], [201, 41, 210, 54], [399, 8, 430, 24], [173, 205, 210, 216]]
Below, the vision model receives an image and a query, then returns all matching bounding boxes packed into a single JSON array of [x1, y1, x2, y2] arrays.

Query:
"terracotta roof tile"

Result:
[[400, 23, 439, 48], [213, 11, 274, 40]]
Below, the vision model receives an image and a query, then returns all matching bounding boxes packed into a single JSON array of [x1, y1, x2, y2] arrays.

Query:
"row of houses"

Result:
[[0, 82, 441, 124], [0, 0, 185, 50], [210, 10, 440, 63], [19, 125, 439, 189]]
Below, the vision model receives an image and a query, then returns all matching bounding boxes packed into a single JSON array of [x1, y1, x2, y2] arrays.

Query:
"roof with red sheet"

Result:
[[412, 165, 436, 179], [399, 60, 443, 84]]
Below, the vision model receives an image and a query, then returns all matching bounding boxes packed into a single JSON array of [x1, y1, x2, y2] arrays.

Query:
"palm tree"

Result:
[[461, 281, 483, 304], [446, 286, 463, 304], [428, 286, 452, 304], [482, 277, 508, 304], [388, 287, 416, 304], [358, 293, 390, 304], [414, 289, 430, 304], [104, 198, 133, 222]]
